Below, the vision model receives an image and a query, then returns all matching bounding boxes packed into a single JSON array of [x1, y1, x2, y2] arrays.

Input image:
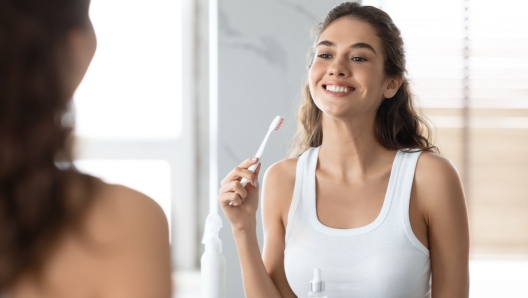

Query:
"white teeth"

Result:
[[325, 85, 350, 93]]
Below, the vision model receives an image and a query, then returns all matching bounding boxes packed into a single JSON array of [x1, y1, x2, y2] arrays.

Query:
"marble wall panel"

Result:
[[216, 1, 352, 296]]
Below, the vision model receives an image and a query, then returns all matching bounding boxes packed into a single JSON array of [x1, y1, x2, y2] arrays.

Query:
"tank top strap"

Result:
[[389, 150, 422, 209], [391, 149, 429, 256], [285, 147, 318, 243], [398, 150, 422, 202]]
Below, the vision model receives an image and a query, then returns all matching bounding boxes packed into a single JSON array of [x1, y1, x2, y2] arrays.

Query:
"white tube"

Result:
[[209, 0, 219, 216], [203, 0, 225, 296]]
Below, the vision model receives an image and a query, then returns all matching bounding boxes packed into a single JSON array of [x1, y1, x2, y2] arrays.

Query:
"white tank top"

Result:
[[284, 147, 431, 298]]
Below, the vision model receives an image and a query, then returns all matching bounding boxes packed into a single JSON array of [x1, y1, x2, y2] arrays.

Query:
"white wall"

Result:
[[214, 1, 349, 296]]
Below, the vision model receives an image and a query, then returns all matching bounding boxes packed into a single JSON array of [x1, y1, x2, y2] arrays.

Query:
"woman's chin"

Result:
[[321, 107, 356, 120], [315, 100, 356, 119]]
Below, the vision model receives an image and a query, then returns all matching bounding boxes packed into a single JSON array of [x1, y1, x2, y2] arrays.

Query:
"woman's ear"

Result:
[[383, 75, 403, 99]]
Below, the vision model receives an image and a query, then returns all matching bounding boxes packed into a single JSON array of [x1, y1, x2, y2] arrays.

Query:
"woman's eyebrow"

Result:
[[350, 42, 377, 55], [317, 40, 335, 47], [317, 40, 377, 55]]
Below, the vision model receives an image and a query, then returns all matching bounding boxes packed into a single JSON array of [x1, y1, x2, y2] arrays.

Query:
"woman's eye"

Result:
[[352, 56, 366, 62], [317, 53, 331, 59]]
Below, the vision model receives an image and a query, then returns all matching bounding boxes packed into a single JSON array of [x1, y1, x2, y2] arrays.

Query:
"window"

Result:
[[364, 0, 528, 295], [75, 0, 182, 140], [73, 0, 197, 270]]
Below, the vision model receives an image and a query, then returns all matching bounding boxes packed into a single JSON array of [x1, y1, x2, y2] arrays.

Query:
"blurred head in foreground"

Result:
[[0, 0, 98, 290], [1, 0, 173, 296]]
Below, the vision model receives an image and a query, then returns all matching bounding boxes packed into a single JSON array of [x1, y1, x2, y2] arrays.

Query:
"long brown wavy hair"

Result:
[[0, 0, 98, 290], [291, 2, 437, 156]]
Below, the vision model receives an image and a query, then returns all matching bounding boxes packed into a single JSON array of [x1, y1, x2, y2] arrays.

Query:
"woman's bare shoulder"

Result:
[[414, 151, 466, 219], [263, 157, 299, 194], [13, 181, 172, 298], [261, 158, 299, 219], [415, 152, 461, 187], [87, 181, 169, 245], [83, 181, 172, 296], [264, 157, 299, 181]]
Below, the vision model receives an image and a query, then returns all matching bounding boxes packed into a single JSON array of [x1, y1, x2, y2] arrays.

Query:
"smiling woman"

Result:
[[217, 2, 470, 298], [294, 8, 436, 157]]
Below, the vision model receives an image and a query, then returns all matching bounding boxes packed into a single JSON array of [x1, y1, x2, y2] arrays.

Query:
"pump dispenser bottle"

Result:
[[308, 268, 328, 298], [201, 214, 226, 297]]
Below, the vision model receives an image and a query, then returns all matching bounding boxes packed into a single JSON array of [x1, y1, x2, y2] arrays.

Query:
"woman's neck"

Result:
[[318, 114, 394, 181]]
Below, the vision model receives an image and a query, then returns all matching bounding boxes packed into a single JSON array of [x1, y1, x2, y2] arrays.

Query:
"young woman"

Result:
[[219, 2, 470, 298], [0, 0, 171, 297]]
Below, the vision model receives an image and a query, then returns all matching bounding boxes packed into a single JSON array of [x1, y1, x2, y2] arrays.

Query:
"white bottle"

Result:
[[308, 268, 328, 298], [201, 214, 226, 298]]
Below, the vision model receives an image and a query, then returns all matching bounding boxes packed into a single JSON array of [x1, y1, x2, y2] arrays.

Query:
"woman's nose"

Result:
[[327, 57, 350, 77]]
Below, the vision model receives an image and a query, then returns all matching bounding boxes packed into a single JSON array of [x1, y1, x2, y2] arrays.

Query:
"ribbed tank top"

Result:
[[284, 147, 431, 298]]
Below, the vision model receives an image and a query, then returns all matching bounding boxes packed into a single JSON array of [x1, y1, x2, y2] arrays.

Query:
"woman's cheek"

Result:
[[308, 66, 322, 92]]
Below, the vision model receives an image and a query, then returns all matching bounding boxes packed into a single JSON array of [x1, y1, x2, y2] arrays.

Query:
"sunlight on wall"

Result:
[[74, 0, 182, 139]]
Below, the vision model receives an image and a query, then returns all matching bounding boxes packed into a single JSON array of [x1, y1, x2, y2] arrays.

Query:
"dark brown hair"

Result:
[[0, 0, 98, 289], [291, 2, 437, 156]]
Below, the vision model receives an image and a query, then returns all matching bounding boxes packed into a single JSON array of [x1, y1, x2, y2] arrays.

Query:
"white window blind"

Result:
[[363, 0, 528, 122], [363, 1, 528, 296], [364, 0, 466, 109], [469, 0, 528, 110]]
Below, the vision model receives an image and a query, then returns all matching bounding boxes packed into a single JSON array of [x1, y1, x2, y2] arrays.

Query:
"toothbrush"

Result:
[[230, 116, 285, 205]]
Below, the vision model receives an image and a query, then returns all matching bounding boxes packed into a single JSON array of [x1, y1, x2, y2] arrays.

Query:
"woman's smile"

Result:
[[322, 81, 356, 97]]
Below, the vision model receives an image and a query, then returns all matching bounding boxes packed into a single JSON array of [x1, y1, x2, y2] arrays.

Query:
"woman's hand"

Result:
[[218, 158, 261, 232]]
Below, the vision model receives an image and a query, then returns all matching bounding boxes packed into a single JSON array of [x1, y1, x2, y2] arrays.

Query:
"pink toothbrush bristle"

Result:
[[274, 117, 285, 131]]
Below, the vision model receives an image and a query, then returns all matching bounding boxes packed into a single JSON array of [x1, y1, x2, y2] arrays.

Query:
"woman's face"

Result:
[[309, 17, 399, 120], [67, 16, 97, 97]]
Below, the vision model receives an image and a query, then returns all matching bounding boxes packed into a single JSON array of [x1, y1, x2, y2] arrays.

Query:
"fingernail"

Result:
[[251, 157, 258, 161], [254, 179, 259, 187]]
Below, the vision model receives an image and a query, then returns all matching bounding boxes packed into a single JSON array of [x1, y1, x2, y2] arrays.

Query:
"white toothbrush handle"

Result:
[[240, 162, 259, 187]]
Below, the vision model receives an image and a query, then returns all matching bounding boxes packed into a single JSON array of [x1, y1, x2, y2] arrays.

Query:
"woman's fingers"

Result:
[[218, 158, 261, 207], [219, 192, 242, 207], [219, 181, 248, 200], [220, 158, 260, 187], [239, 157, 259, 169]]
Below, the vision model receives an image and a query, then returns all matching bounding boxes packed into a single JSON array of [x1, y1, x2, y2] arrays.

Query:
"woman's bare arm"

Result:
[[415, 153, 470, 298], [261, 159, 298, 298], [219, 158, 297, 298]]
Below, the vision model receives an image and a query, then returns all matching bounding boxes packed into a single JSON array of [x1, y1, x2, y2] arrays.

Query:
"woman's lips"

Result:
[[322, 83, 356, 97]]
